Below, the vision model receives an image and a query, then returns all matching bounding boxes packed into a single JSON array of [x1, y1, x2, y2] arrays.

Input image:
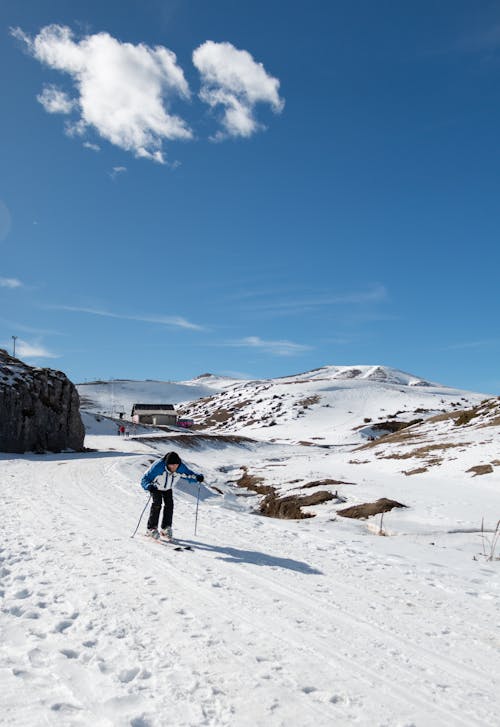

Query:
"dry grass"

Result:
[[378, 442, 468, 460], [233, 467, 273, 495], [467, 464, 494, 477], [297, 395, 320, 408], [403, 467, 428, 476]]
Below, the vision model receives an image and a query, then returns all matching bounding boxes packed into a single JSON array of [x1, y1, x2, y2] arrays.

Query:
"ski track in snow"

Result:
[[0, 437, 499, 727]]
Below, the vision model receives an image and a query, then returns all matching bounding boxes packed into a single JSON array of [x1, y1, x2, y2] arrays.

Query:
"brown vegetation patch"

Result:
[[371, 419, 423, 434], [260, 490, 335, 519], [403, 467, 428, 476], [480, 415, 500, 428], [379, 442, 469, 460], [357, 429, 427, 450], [297, 395, 320, 408], [338, 498, 407, 520], [234, 467, 274, 496], [294, 478, 356, 489], [467, 464, 494, 477]]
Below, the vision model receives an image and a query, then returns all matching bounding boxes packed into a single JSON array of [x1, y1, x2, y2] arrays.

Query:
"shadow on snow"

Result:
[[181, 539, 323, 576]]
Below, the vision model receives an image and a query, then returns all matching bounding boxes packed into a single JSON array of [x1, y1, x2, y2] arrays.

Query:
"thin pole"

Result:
[[131, 495, 151, 538], [194, 484, 201, 536], [12, 335, 17, 357]]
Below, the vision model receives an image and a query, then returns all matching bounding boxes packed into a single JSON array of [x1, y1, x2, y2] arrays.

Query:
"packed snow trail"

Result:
[[1, 433, 499, 726]]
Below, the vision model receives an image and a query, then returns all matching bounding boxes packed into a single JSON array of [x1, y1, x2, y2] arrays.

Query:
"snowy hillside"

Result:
[[77, 375, 239, 417], [2, 365, 499, 726], [1, 416, 499, 726], [177, 365, 485, 446]]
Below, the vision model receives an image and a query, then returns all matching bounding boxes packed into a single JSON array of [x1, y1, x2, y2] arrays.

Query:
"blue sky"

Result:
[[1, 0, 500, 392]]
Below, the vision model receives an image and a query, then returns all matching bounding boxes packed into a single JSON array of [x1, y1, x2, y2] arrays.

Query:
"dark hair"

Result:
[[165, 451, 181, 466]]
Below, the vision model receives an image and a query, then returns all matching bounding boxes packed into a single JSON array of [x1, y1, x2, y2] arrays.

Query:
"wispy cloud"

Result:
[[13, 24, 192, 163], [228, 336, 312, 356], [50, 305, 206, 331], [0, 277, 23, 288], [0, 318, 61, 336], [237, 285, 388, 317], [193, 41, 284, 139], [443, 338, 500, 351], [83, 141, 100, 152], [1, 339, 58, 359], [109, 166, 127, 179]]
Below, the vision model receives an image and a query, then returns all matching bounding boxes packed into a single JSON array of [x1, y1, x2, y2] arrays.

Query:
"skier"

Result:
[[141, 451, 204, 540]]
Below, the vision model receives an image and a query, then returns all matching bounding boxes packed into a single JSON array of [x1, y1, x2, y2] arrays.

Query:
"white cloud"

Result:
[[51, 305, 206, 331], [0, 277, 22, 288], [4, 339, 58, 359], [37, 85, 76, 113], [14, 24, 192, 162], [232, 336, 311, 356], [193, 41, 284, 138], [109, 166, 127, 179], [83, 141, 100, 151]]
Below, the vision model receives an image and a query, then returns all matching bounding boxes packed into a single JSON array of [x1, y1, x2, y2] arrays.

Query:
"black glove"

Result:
[[196, 474, 204, 483], [147, 484, 158, 493]]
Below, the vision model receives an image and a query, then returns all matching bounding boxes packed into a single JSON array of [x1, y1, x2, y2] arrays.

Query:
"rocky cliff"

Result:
[[0, 349, 85, 453]]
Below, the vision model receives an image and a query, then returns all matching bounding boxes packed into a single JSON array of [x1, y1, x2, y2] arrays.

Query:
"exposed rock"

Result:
[[338, 498, 407, 520], [0, 350, 84, 453], [260, 490, 335, 519]]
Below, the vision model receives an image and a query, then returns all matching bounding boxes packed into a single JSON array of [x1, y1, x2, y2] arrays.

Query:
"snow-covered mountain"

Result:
[[177, 365, 485, 446]]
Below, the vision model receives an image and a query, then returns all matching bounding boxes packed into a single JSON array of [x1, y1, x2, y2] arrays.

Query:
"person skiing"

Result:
[[141, 451, 204, 540]]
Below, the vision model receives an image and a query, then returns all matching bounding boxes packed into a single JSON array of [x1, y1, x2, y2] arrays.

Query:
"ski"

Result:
[[142, 534, 193, 551], [160, 537, 194, 551]]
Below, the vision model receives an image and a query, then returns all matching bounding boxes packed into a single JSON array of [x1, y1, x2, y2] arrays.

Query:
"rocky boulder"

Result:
[[0, 349, 85, 453]]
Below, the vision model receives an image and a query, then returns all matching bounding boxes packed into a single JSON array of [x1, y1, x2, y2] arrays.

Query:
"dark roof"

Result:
[[132, 404, 176, 411]]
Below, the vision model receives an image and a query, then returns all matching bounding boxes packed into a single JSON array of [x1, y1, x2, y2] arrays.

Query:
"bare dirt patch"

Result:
[[403, 467, 428, 476], [338, 498, 407, 520], [293, 478, 356, 490], [260, 490, 335, 519], [378, 442, 469, 460], [467, 464, 494, 477]]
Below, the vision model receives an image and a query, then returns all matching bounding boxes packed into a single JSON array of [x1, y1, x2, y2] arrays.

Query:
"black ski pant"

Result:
[[147, 489, 174, 530]]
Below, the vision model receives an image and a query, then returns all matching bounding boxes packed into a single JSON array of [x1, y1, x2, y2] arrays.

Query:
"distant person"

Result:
[[119, 425, 125, 436], [140, 451, 204, 541]]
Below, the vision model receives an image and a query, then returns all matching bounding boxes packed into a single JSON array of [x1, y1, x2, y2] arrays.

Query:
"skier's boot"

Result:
[[147, 528, 160, 540], [160, 527, 173, 540]]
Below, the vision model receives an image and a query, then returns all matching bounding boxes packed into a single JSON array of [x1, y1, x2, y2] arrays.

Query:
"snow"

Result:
[[1, 405, 499, 726], [77, 376, 238, 418]]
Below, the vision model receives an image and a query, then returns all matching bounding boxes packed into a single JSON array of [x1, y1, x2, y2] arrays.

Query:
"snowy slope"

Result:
[[178, 365, 484, 445], [1, 417, 499, 726], [77, 375, 239, 417]]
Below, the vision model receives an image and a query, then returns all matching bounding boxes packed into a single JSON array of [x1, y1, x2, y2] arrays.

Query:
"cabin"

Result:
[[131, 404, 177, 427]]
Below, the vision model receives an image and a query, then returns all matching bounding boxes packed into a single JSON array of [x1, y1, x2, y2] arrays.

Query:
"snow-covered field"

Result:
[[1, 407, 499, 727]]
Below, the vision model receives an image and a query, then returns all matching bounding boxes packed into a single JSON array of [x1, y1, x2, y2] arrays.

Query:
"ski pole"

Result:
[[131, 494, 151, 538], [194, 483, 201, 536]]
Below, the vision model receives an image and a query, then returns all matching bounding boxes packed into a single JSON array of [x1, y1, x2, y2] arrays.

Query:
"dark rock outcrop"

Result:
[[338, 498, 406, 520], [0, 349, 85, 453]]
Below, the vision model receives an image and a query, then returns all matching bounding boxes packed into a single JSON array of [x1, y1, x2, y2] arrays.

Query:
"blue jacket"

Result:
[[141, 456, 201, 492]]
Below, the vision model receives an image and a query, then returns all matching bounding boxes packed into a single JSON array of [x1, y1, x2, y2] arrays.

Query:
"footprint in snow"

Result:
[[60, 649, 79, 659], [118, 666, 140, 683], [14, 588, 31, 599]]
